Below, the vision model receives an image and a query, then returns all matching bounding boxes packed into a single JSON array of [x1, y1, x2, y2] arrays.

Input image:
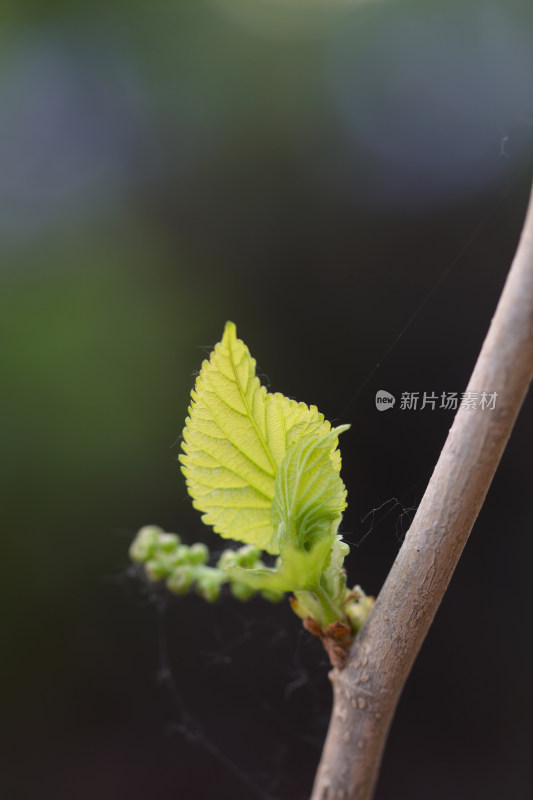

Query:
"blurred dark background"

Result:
[[1, 1, 532, 798]]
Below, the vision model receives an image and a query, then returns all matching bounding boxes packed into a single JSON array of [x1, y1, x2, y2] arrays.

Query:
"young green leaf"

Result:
[[272, 425, 350, 555], [223, 428, 349, 603], [180, 322, 340, 553]]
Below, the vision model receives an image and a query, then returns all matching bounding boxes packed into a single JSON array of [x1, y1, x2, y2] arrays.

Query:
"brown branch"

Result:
[[310, 180, 533, 800]]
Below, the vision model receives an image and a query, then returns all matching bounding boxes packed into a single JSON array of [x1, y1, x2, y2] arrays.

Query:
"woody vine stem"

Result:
[[310, 179, 533, 800]]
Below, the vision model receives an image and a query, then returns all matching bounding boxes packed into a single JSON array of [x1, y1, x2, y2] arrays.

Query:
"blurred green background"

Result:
[[1, 1, 532, 798]]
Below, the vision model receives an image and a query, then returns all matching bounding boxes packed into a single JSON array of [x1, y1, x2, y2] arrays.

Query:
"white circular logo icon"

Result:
[[375, 390, 396, 411]]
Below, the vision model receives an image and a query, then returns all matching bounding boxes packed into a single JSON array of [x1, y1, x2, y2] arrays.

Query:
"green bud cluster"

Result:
[[129, 525, 224, 600], [130, 526, 371, 647], [130, 526, 284, 603]]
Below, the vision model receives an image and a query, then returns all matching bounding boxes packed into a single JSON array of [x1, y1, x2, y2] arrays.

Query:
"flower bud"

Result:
[[189, 542, 209, 565], [196, 570, 223, 602], [145, 558, 169, 581], [166, 566, 195, 595], [168, 545, 192, 567], [158, 533, 181, 552], [346, 594, 374, 633], [217, 549, 238, 571], [235, 544, 261, 568], [129, 525, 162, 563]]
